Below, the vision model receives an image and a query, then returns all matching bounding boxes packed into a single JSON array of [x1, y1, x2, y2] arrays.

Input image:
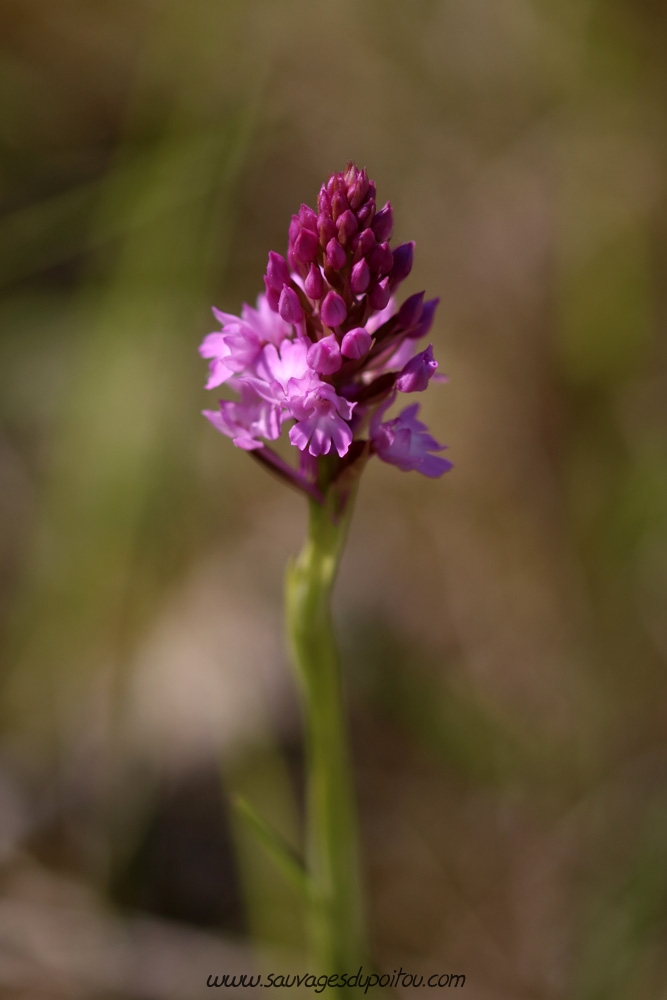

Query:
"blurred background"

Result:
[[1, 1, 667, 997]]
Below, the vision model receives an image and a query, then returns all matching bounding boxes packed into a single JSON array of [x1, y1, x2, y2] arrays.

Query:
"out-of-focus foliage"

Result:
[[1, 1, 666, 997]]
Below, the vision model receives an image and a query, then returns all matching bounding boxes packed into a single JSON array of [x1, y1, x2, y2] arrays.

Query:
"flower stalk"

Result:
[[285, 481, 365, 975]]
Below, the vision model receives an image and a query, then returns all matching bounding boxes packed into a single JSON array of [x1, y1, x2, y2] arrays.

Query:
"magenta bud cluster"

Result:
[[200, 163, 452, 486]]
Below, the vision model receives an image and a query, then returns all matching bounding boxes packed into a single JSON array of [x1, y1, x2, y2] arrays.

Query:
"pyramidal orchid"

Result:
[[199, 164, 451, 982]]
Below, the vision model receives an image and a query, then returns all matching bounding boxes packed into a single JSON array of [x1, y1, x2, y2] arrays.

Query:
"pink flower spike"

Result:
[[341, 327, 372, 359], [321, 290, 347, 328]]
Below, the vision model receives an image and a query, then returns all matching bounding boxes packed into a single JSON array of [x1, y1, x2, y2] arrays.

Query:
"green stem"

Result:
[[285, 487, 365, 978]]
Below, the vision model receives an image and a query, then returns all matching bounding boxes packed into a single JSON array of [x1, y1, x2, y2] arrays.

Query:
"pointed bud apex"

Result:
[[318, 213, 336, 245], [351, 258, 371, 294], [372, 202, 393, 242], [390, 242, 414, 285], [318, 186, 332, 215], [369, 276, 391, 310], [368, 241, 393, 275], [278, 286, 304, 324], [288, 215, 300, 243], [396, 344, 438, 393], [325, 238, 346, 270], [337, 209, 358, 246], [264, 276, 281, 312], [266, 251, 291, 290], [298, 203, 318, 232], [294, 227, 319, 263], [307, 333, 342, 374], [409, 297, 439, 339], [305, 263, 324, 300], [357, 201, 375, 226], [352, 228, 375, 259], [397, 291, 425, 328], [341, 327, 372, 359], [321, 290, 347, 327], [332, 190, 349, 220]]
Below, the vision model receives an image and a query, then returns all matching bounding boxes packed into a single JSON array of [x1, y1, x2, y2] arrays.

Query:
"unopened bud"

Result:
[[325, 238, 346, 270], [372, 202, 393, 242], [337, 209, 358, 246], [266, 251, 290, 290], [390, 242, 414, 284], [341, 327, 372, 359], [305, 263, 324, 300], [397, 291, 425, 329], [278, 286, 304, 324], [368, 241, 393, 275], [307, 333, 342, 374], [321, 290, 347, 327], [294, 227, 319, 263], [350, 258, 371, 294], [369, 276, 391, 310]]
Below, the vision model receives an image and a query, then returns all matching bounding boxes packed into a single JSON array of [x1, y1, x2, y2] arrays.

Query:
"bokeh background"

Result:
[[2, 1, 667, 997]]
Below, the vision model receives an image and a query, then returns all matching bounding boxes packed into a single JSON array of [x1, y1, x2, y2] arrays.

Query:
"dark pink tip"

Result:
[[305, 263, 324, 300], [372, 201, 393, 242], [279, 286, 304, 324], [325, 238, 346, 270], [351, 258, 371, 294], [321, 290, 347, 327]]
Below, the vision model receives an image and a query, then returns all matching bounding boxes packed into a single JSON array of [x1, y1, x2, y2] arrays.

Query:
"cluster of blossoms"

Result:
[[200, 163, 451, 499]]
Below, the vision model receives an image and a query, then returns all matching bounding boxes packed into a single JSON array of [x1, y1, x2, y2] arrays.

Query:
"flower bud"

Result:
[[278, 286, 304, 324], [369, 276, 391, 310], [266, 251, 291, 290], [350, 258, 371, 294], [337, 209, 358, 246], [318, 212, 336, 245], [321, 290, 347, 327], [294, 227, 319, 263], [409, 297, 439, 339], [357, 201, 375, 227], [372, 201, 393, 242], [298, 203, 318, 232], [318, 186, 332, 216], [396, 344, 438, 393], [305, 263, 324, 300], [390, 242, 414, 284], [368, 241, 393, 275], [341, 327, 372, 359], [332, 190, 349, 220], [307, 333, 342, 374], [397, 291, 425, 329], [352, 228, 375, 259], [263, 276, 281, 312], [288, 214, 300, 243], [325, 238, 346, 270]]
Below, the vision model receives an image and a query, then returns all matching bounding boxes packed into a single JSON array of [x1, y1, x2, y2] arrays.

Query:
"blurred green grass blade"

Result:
[[233, 794, 310, 898]]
